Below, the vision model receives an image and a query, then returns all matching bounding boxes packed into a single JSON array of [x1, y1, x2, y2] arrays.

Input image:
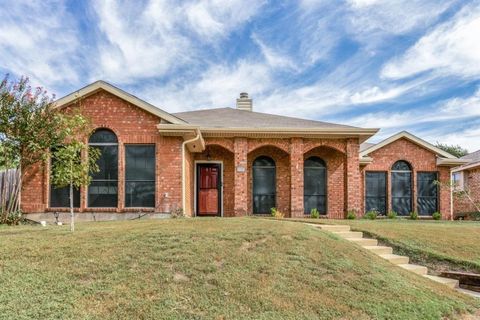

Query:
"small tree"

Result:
[[435, 143, 468, 158], [50, 114, 99, 232], [0, 75, 70, 223]]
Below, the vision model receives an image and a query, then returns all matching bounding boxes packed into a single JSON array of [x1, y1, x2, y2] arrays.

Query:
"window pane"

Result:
[[417, 172, 438, 215], [125, 181, 155, 207], [125, 145, 155, 181], [304, 157, 327, 214], [392, 161, 412, 171], [89, 129, 118, 143], [304, 195, 326, 214], [304, 168, 326, 195], [391, 172, 412, 215], [92, 146, 118, 180], [50, 185, 80, 207], [88, 181, 118, 207], [365, 172, 386, 214], [253, 156, 276, 214]]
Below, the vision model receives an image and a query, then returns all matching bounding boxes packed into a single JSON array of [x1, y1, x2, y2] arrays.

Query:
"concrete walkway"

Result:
[[307, 223, 479, 298]]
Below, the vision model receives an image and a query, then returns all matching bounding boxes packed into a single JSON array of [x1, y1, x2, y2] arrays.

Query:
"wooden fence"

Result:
[[0, 169, 20, 215]]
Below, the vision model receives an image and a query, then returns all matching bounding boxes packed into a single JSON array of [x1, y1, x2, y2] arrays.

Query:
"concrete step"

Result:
[[398, 264, 428, 275], [456, 288, 480, 298], [316, 224, 351, 232], [332, 231, 363, 239], [379, 254, 409, 265], [363, 245, 393, 255], [424, 275, 459, 289], [348, 238, 378, 246]]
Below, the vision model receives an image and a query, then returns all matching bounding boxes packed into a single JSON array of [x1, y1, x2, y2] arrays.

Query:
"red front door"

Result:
[[197, 164, 221, 216]]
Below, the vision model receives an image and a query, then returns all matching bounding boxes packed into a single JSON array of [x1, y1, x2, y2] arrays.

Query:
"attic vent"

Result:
[[236, 92, 252, 111]]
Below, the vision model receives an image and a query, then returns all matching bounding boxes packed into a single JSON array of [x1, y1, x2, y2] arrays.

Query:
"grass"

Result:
[[0, 218, 479, 319], [299, 218, 480, 273]]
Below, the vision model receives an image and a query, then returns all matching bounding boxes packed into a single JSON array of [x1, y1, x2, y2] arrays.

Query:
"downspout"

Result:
[[450, 170, 454, 221], [181, 128, 201, 216]]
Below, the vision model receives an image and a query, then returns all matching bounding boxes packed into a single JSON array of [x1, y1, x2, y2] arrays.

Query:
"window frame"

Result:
[[391, 160, 413, 216], [303, 156, 327, 215], [252, 156, 276, 214], [87, 129, 119, 208], [365, 171, 387, 215], [124, 144, 156, 208], [417, 171, 439, 216]]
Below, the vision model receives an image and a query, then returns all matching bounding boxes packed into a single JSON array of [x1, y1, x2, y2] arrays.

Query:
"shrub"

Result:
[[310, 208, 320, 219], [469, 212, 480, 221], [409, 211, 418, 220], [432, 212, 441, 220], [364, 210, 378, 220], [270, 207, 284, 219], [170, 207, 184, 219], [387, 211, 397, 219], [346, 210, 356, 220]]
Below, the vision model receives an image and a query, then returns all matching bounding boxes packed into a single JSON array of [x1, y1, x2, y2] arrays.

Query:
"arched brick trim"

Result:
[[303, 139, 346, 155], [248, 139, 290, 155], [205, 138, 234, 153], [304, 146, 346, 219]]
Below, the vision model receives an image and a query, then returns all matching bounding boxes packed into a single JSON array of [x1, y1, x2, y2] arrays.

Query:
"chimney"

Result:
[[236, 92, 252, 111]]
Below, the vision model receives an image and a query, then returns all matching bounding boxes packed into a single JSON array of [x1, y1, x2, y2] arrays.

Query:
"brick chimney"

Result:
[[236, 92, 252, 111]]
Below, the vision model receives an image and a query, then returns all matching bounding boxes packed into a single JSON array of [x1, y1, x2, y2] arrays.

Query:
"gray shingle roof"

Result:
[[461, 150, 480, 161], [173, 107, 360, 129]]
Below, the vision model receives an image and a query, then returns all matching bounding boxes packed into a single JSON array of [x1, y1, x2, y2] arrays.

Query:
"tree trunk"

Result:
[[70, 182, 74, 232]]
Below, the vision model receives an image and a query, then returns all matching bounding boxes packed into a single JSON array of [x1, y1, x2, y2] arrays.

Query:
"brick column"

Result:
[[234, 138, 248, 216], [290, 138, 304, 217], [117, 142, 125, 213], [345, 138, 361, 217]]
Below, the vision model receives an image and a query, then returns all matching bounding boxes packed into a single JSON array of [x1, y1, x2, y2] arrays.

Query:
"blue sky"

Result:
[[1, 0, 480, 150]]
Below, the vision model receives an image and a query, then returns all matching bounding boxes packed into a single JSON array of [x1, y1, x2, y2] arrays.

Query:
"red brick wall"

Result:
[[21, 89, 183, 214], [453, 168, 480, 215], [361, 138, 452, 219]]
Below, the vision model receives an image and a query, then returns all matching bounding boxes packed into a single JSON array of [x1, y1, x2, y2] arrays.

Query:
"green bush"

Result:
[[432, 212, 441, 220], [364, 210, 378, 220], [270, 207, 284, 219], [409, 211, 418, 220], [387, 211, 397, 219], [346, 210, 356, 220], [310, 208, 320, 219]]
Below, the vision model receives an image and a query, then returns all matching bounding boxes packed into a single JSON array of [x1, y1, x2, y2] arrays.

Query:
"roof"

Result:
[[173, 107, 361, 129], [452, 150, 480, 172], [360, 131, 458, 159], [54, 80, 186, 125]]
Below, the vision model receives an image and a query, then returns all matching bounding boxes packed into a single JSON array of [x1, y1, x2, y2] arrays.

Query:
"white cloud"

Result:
[[251, 34, 298, 70], [382, 3, 480, 79], [0, 1, 81, 88]]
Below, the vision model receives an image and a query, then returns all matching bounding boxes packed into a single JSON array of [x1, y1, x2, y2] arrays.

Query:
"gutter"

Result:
[[181, 128, 202, 215]]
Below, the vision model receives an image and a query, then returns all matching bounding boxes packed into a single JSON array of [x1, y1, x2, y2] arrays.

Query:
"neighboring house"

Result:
[[452, 150, 480, 217], [21, 81, 466, 220]]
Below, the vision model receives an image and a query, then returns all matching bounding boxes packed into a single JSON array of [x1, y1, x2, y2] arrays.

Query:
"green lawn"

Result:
[[0, 218, 478, 319], [299, 219, 480, 273]]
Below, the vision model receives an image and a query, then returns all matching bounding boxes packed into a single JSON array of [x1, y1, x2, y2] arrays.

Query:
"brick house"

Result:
[[21, 81, 466, 220], [452, 150, 480, 218]]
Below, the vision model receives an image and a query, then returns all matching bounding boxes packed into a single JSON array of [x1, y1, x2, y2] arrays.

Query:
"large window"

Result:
[[49, 148, 80, 207], [304, 157, 326, 214], [88, 129, 118, 207], [417, 172, 438, 215], [125, 145, 155, 207], [365, 172, 387, 214], [391, 160, 412, 216], [253, 156, 276, 214]]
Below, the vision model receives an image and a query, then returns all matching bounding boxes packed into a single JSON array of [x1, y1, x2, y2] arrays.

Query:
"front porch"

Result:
[[184, 137, 362, 218]]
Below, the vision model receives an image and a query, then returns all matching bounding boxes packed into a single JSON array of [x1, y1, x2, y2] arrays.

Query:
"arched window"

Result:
[[253, 156, 276, 214], [88, 129, 118, 207], [391, 160, 412, 215], [304, 157, 326, 215]]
